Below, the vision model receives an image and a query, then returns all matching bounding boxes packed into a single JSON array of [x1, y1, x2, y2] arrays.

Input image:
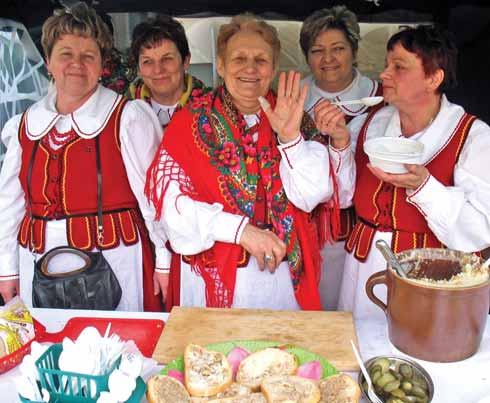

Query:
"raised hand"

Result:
[[314, 100, 350, 149], [239, 223, 287, 273], [259, 71, 307, 143]]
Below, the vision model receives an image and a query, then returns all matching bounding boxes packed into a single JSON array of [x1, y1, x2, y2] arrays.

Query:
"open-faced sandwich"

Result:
[[236, 348, 298, 391], [146, 374, 191, 403], [185, 343, 234, 397], [147, 343, 361, 403]]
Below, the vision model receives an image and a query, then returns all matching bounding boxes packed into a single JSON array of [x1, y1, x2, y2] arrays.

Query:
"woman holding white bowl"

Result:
[[316, 25, 490, 319]]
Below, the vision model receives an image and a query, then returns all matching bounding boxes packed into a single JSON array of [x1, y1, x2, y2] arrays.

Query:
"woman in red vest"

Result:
[[146, 14, 336, 310], [0, 3, 168, 311], [299, 6, 383, 311], [316, 25, 490, 319]]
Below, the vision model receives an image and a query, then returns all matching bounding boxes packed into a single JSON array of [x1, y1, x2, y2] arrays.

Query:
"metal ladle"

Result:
[[375, 239, 408, 278]]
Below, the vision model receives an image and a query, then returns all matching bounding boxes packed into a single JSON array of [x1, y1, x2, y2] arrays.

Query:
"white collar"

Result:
[[303, 69, 379, 116], [378, 95, 465, 163], [150, 99, 179, 128], [25, 85, 122, 140]]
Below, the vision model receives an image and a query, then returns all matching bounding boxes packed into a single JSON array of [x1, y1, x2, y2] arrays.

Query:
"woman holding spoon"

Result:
[[318, 25, 490, 319], [299, 6, 383, 310]]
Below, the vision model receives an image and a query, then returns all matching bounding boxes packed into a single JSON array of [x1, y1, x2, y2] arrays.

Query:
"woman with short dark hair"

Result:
[[317, 25, 490, 319], [129, 15, 208, 130]]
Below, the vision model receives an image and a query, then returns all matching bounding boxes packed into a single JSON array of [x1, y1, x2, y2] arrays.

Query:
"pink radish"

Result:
[[227, 346, 250, 379], [296, 360, 322, 380]]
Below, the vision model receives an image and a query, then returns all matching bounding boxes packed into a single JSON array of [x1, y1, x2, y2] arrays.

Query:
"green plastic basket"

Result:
[[34, 343, 146, 403]]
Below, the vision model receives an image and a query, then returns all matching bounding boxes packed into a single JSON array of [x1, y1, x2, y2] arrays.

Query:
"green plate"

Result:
[[160, 340, 338, 379]]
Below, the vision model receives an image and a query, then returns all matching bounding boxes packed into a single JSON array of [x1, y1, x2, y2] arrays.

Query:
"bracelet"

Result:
[[156, 267, 170, 274]]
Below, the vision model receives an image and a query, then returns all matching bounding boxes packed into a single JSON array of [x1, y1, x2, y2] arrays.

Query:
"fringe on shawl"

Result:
[[145, 142, 195, 221]]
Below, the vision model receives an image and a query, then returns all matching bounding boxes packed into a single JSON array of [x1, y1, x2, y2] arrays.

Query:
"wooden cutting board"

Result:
[[153, 307, 359, 372]]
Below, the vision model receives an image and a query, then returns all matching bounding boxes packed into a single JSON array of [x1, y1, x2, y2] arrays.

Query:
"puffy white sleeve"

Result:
[[0, 115, 25, 279], [119, 100, 172, 268], [277, 135, 332, 212], [406, 119, 490, 251], [156, 150, 249, 255]]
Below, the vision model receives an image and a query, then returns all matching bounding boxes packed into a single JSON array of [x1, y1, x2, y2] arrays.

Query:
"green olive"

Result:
[[384, 380, 401, 393], [370, 364, 382, 376], [386, 398, 405, 403], [411, 385, 428, 399], [401, 381, 413, 393], [372, 357, 391, 373], [376, 372, 396, 388], [399, 363, 414, 379], [390, 368, 403, 380], [371, 369, 382, 383], [412, 374, 428, 390], [416, 397, 429, 403], [402, 396, 418, 403], [391, 388, 406, 399]]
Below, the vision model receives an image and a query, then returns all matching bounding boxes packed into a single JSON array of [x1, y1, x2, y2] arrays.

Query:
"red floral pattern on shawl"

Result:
[[146, 86, 331, 310]]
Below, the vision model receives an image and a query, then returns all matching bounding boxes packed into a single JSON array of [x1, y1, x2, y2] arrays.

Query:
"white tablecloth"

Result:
[[1, 309, 489, 402]]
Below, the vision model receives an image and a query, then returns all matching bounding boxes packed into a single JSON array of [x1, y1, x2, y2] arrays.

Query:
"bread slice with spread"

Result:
[[318, 373, 361, 403], [206, 393, 267, 403], [146, 374, 191, 403], [261, 375, 321, 403], [236, 348, 298, 391], [185, 343, 233, 397]]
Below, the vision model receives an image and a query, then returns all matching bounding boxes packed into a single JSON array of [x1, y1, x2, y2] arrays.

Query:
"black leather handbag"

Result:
[[32, 246, 122, 310], [28, 137, 122, 310]]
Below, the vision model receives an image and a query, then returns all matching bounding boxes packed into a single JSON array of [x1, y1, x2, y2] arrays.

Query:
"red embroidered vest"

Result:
[[17, 98, 143, 253], [346, 109, 476, 261]]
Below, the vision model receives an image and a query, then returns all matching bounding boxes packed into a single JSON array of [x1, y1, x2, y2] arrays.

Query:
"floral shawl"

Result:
[[146, 86, 332, 310]]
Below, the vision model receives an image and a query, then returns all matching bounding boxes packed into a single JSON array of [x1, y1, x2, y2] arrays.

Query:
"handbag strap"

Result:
[[26, 136, 105, 247], [40, 246, 91, 277], [95, 136, 104, 244]]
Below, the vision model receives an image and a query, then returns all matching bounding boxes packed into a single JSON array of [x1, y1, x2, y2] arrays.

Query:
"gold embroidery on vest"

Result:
[[62, 138, 83, 215]]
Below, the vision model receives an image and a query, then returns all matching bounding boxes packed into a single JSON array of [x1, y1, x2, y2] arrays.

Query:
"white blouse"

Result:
[[0, 85, 172, 280], [150, 99, 179, 128]]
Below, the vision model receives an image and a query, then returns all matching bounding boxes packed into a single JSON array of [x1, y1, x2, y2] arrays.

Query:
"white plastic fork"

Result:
[[350, 340, 383, 403]]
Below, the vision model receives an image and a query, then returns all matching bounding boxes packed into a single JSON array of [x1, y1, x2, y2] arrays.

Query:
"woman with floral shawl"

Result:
[[146, 14, 342, 310]]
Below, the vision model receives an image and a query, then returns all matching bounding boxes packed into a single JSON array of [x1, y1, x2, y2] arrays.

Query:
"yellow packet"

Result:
[[0, 297, 35, 357]]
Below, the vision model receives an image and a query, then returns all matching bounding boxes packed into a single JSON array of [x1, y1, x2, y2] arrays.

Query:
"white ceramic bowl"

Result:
[[364, 137, 424, 174]]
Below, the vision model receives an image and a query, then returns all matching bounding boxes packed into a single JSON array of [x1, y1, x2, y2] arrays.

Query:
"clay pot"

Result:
[[366, 248, 490, 362]]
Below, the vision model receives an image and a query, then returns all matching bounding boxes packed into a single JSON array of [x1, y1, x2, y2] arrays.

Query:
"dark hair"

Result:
[[300, 6, 360, 59], [130, 14, 190, 66], [387, 25, 458, 92]]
